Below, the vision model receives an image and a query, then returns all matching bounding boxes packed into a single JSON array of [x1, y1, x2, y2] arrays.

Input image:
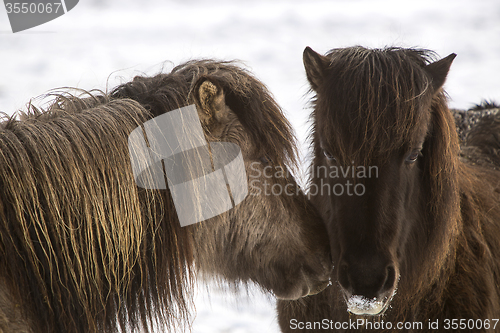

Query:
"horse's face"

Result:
[[303, 47, 455, 314], [190, 78, 332, 300], [314, 135, 430, 315]]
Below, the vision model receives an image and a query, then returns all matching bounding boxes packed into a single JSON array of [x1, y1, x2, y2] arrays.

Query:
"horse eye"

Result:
[[323, 149, 336, 162], [405, 149, 422, 164], [260, 156, 270, 165]]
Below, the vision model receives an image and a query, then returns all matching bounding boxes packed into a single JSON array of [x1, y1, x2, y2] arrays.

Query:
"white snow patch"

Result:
[[347, 295, 386, 316]]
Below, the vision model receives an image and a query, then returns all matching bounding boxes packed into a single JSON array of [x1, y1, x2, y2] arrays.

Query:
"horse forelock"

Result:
[[313, 47, 437, 166], [112, 60, 298, 171]]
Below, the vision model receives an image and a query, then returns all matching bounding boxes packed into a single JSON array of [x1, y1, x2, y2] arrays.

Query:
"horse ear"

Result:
[[425, 53, 457, 92], [194, 77, 229, 124], [303, 46, 330, 91]]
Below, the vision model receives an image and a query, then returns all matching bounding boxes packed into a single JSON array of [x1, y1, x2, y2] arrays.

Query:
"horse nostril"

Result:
[[382, 264, 396, 293], [338, 259, 397, 298]]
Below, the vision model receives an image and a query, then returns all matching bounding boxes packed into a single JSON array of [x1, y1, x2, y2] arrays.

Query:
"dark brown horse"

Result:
[[0, 60, 331, 333], [278, 47, 500, 332], [454, 103, 500, 169]]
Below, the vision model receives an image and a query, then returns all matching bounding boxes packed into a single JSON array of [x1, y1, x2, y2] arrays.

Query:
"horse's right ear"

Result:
[[193, 77, 229, 124], [303, 47, 330, 91], [425, 53, 457, 92]]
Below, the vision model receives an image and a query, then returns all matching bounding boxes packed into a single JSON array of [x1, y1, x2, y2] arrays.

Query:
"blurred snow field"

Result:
[[0, 0, 498, 332]]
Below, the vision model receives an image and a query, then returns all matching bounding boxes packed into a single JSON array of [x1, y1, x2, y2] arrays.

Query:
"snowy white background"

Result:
[[0, 0, 499, 332]]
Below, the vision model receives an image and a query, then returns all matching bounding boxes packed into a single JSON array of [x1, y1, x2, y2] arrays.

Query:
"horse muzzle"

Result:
[[337, 256, 400, 315]]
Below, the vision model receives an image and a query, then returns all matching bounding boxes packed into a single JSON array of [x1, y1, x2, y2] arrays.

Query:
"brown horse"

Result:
[[278, 46, 500, 332], [454, 103, 500, 169], [0, 60, 331, 333]]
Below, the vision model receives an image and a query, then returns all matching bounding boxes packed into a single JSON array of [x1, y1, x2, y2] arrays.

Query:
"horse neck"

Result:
[[399, 164, 500, 320]]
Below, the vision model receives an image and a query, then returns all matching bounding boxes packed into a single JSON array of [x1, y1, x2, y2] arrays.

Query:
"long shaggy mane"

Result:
[[0, 94, 193, 332]]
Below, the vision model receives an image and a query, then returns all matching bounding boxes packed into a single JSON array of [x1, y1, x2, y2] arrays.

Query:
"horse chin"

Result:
[[307, 279, 332, 296], [275, 271, 332, 300], [273, 283, 311, 300], [341, 281, 399, 316], [345, 294, 391, 316]]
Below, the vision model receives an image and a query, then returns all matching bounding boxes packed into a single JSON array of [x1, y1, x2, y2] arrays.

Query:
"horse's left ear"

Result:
[[303, 46, 330, 91], [193, 77, 229, 124], [425, 53, 457, 92]]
